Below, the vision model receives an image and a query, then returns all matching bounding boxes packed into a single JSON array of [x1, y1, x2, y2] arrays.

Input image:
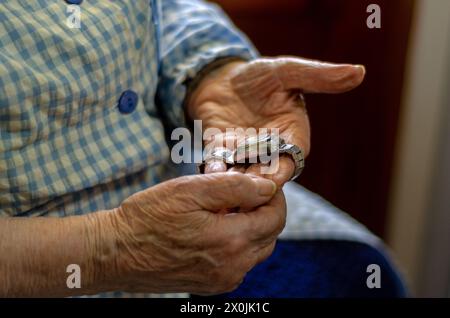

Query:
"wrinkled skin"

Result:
[[109, 173, 284, 295], [188, 57, 366, 186], [104, 57, 365, 296]]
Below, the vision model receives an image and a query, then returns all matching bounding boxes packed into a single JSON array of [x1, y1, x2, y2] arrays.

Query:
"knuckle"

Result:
[[202, 173, 246, 198]]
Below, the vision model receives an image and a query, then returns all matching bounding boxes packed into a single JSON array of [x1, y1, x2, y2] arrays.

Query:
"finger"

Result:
[[271, 156, 295, 187], [274, 57, 366, 93], [232, 57, 365, 95], [184, 172, 277, 211], [245, 156, 294, 187], [222, 190, 287, 242], [245, 163, 266, 178]]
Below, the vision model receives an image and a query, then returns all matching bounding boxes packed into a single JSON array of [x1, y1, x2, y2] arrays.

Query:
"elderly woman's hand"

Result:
[[102, 172, 283, 295], [188, 57, 365, 186]]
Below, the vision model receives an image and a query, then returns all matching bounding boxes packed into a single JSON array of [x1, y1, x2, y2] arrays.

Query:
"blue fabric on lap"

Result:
[[196, 240, 407, 298]]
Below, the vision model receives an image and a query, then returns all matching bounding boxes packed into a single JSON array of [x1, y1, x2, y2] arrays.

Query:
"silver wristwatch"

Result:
[[201, 133, 305, 181]]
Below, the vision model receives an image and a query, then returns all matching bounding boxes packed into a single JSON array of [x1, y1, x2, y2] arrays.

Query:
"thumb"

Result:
[[232, 57, 365, 95], [182, 172, 277, 212], [274, 57, 366, 93]]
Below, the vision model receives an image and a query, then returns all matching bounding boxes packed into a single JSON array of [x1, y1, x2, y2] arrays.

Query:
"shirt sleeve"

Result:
[[155, 0, 259, 129]]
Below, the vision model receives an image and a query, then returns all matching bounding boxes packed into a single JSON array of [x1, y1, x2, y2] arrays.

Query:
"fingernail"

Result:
[[254, 178, 277, 196], [355, 64, 366, 74]]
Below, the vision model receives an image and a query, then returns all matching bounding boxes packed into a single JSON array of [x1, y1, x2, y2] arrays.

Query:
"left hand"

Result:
[[187, 57, 365, 186]]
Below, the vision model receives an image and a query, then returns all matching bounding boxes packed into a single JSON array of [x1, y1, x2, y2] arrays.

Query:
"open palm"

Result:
[[187, 57, 365, 186]]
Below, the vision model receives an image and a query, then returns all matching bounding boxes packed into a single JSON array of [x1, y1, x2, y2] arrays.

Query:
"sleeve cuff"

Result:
[[157, 45, 259, 130]]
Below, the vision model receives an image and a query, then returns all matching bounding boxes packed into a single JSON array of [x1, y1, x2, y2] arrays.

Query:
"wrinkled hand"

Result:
[[188, 57, 366, 186], [106, 173, 284, 295]]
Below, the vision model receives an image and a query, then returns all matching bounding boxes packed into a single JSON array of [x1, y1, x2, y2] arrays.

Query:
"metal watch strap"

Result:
[[279, 143, 305, 180]]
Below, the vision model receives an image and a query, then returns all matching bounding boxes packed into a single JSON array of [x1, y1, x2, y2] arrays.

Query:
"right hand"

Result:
[[105, 172, 285, 295]]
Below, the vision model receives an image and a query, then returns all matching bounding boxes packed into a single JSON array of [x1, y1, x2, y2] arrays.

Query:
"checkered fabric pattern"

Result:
[[0, 0, 257, 217]]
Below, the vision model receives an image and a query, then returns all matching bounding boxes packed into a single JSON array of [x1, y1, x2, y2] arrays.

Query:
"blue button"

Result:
[[118, 90, 138, 114], [66, 0, 83, 4]]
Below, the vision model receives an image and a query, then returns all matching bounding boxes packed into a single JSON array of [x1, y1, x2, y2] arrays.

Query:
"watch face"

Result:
[[234, 133, 281, 163]]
